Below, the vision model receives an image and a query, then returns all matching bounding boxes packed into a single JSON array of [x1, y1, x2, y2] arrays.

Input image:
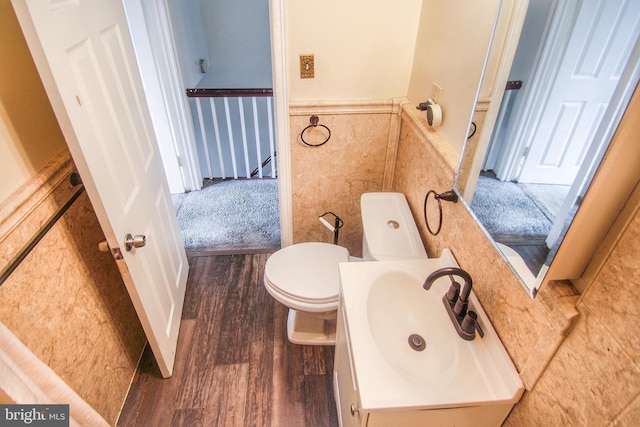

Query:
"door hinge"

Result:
[[111, 247, 124, 260], [98, 240, 123, 260]]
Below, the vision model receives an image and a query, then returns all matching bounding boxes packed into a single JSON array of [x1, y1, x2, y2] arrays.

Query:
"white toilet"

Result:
[[263, 192, 427, 345]]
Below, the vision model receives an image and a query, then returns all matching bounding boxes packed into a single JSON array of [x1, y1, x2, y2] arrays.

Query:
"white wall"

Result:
[[481, 0, 554, 171], [198, 0, 273, 88], [508, 0, 554, 81], [0, 2, 68, 204], [287, 0, 422, 101], [283, 0, 502, 156], [408, 0, 501, 156], [165, 0, 209, 88]]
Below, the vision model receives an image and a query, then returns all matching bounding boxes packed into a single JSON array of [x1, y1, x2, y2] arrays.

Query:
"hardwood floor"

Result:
[[117, 254, 339, 427], [498, 240, 549, 276]]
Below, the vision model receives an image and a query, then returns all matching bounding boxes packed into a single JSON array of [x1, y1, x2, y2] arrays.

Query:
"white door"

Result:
[[518, 0, 640, 185], [13, 0, 189, 377]]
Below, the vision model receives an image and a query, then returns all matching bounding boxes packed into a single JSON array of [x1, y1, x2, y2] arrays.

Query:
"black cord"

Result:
[[467, 121, 477, 140]]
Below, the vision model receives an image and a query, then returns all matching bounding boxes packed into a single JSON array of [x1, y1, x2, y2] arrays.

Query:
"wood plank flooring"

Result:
[[117, 254, 338, 427], [498, 241, 549, 276]]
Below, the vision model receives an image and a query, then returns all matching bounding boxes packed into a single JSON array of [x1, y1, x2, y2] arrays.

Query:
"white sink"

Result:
[[338, 249, 524, 411], [367, 269, 459, 383]]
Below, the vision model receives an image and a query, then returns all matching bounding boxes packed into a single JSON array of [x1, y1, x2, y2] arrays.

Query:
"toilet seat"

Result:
[[264, 242, 349, 312]]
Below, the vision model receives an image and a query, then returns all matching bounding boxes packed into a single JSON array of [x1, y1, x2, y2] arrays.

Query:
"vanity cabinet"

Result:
[[333, 257, 524, 427], [333, 304, 362, 427], [334, 302, 516, 426]]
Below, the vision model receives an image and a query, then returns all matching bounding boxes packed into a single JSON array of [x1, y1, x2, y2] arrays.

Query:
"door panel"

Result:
[[518, 0, 640, 184], [13, 0, 189, 377]]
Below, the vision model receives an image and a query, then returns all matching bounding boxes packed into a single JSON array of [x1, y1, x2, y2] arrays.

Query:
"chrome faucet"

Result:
[[423, 267, 484, 341]]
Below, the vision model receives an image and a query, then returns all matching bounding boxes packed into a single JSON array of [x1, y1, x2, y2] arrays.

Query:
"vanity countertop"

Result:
[[338, 249, 524, 411]]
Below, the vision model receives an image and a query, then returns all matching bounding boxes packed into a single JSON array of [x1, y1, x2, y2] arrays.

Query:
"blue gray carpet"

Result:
[[521, 183, 570, 221], [471, 176, 551, 242], [172, 179, 281, 252]]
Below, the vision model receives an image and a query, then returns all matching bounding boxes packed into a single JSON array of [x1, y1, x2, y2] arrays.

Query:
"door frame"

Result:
[[269, 0, 293, 246], [130, 0, 294, 245], [129, 0, 203, 193]]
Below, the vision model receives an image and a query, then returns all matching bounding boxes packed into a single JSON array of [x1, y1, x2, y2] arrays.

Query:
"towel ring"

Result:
[[301, 115, 331, 147], [424, 189, 458, 236]]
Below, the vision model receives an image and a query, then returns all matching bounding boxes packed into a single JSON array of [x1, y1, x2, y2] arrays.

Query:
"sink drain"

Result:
[[408, 334, 426, 351]]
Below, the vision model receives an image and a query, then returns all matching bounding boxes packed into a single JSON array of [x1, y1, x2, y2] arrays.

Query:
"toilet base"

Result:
[[287, 309, 336, 345]]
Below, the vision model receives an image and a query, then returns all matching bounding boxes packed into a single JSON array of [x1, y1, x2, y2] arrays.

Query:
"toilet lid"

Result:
[[265, 242, 349, 302]]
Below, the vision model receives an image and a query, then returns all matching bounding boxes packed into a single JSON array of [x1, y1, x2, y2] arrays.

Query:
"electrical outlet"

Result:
[[432, 82, 443, 103], [300, 54, 314, 78]]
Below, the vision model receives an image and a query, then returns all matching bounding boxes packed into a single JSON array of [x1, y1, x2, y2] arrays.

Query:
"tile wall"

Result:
[[0, 151, 146, 425], [290, 99, 640, 423], [289, 101, 400, 256]]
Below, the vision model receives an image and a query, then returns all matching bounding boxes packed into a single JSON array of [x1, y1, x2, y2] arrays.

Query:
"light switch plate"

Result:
[[300, 54, 314, 79], [432, 82, 443, 103]]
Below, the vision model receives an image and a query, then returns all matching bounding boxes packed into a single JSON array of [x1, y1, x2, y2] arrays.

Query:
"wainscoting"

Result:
[[118, 254, 338, 427], [0, 151, 145, 426]]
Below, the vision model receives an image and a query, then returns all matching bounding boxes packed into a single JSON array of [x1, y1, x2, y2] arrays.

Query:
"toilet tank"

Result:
[[360, 192, 427, 261]]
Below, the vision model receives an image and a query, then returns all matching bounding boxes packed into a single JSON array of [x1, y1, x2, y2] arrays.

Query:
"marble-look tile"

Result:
[[508, 305, 640, 425], [290, 112, 392, 256], [579, 211, 640, 366], [288, 101, 636, 425], [0, 150, 76, 267], [0, 154, 146, 425], [392, 105, 598, 399], [393, 106, 552, 375], [0, 193, 146, 424], [611, 393, 640, 426], [0, 387, 14, 404], [504, 383, 575, 426]]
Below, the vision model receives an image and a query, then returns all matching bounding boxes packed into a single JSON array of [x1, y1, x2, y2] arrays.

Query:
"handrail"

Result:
[[251, 153, 276, 177], [186, 89, 276, 179], [0, 173, 85, 287], [186, 88, 273, 98]]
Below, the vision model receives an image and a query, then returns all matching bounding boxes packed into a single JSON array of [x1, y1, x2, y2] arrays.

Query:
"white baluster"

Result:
[[209, 98, 226, 179], [252, 97, 263, 178], [223, 97, 238, 179], [195, 98, 213, 178], [267, 97, 276, 177], [238, 97, 251, 178]]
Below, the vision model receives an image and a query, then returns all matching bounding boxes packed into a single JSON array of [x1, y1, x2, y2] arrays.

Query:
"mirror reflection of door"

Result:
[[516, 0, 637, 187], [479, 0, 640, 276]]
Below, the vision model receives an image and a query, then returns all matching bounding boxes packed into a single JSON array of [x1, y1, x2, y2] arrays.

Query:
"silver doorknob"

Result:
[[124, 233, 146, 252]]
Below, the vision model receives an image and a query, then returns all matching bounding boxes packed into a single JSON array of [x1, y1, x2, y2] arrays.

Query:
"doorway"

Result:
[[124, 0, 282, 253]]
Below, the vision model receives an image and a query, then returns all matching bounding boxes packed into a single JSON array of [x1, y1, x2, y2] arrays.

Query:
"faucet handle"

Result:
[[453, 297, 467, 318], [445, 280, 460, 304], [461, 310, 484, 339]]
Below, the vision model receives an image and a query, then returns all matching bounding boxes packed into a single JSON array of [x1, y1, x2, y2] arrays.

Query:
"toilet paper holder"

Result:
[[319, 212, 344, 245], [416, 99, 442, 127]]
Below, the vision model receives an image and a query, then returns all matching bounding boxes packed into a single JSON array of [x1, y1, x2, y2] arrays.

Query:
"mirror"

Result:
[[454, 0, 640, 297]]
